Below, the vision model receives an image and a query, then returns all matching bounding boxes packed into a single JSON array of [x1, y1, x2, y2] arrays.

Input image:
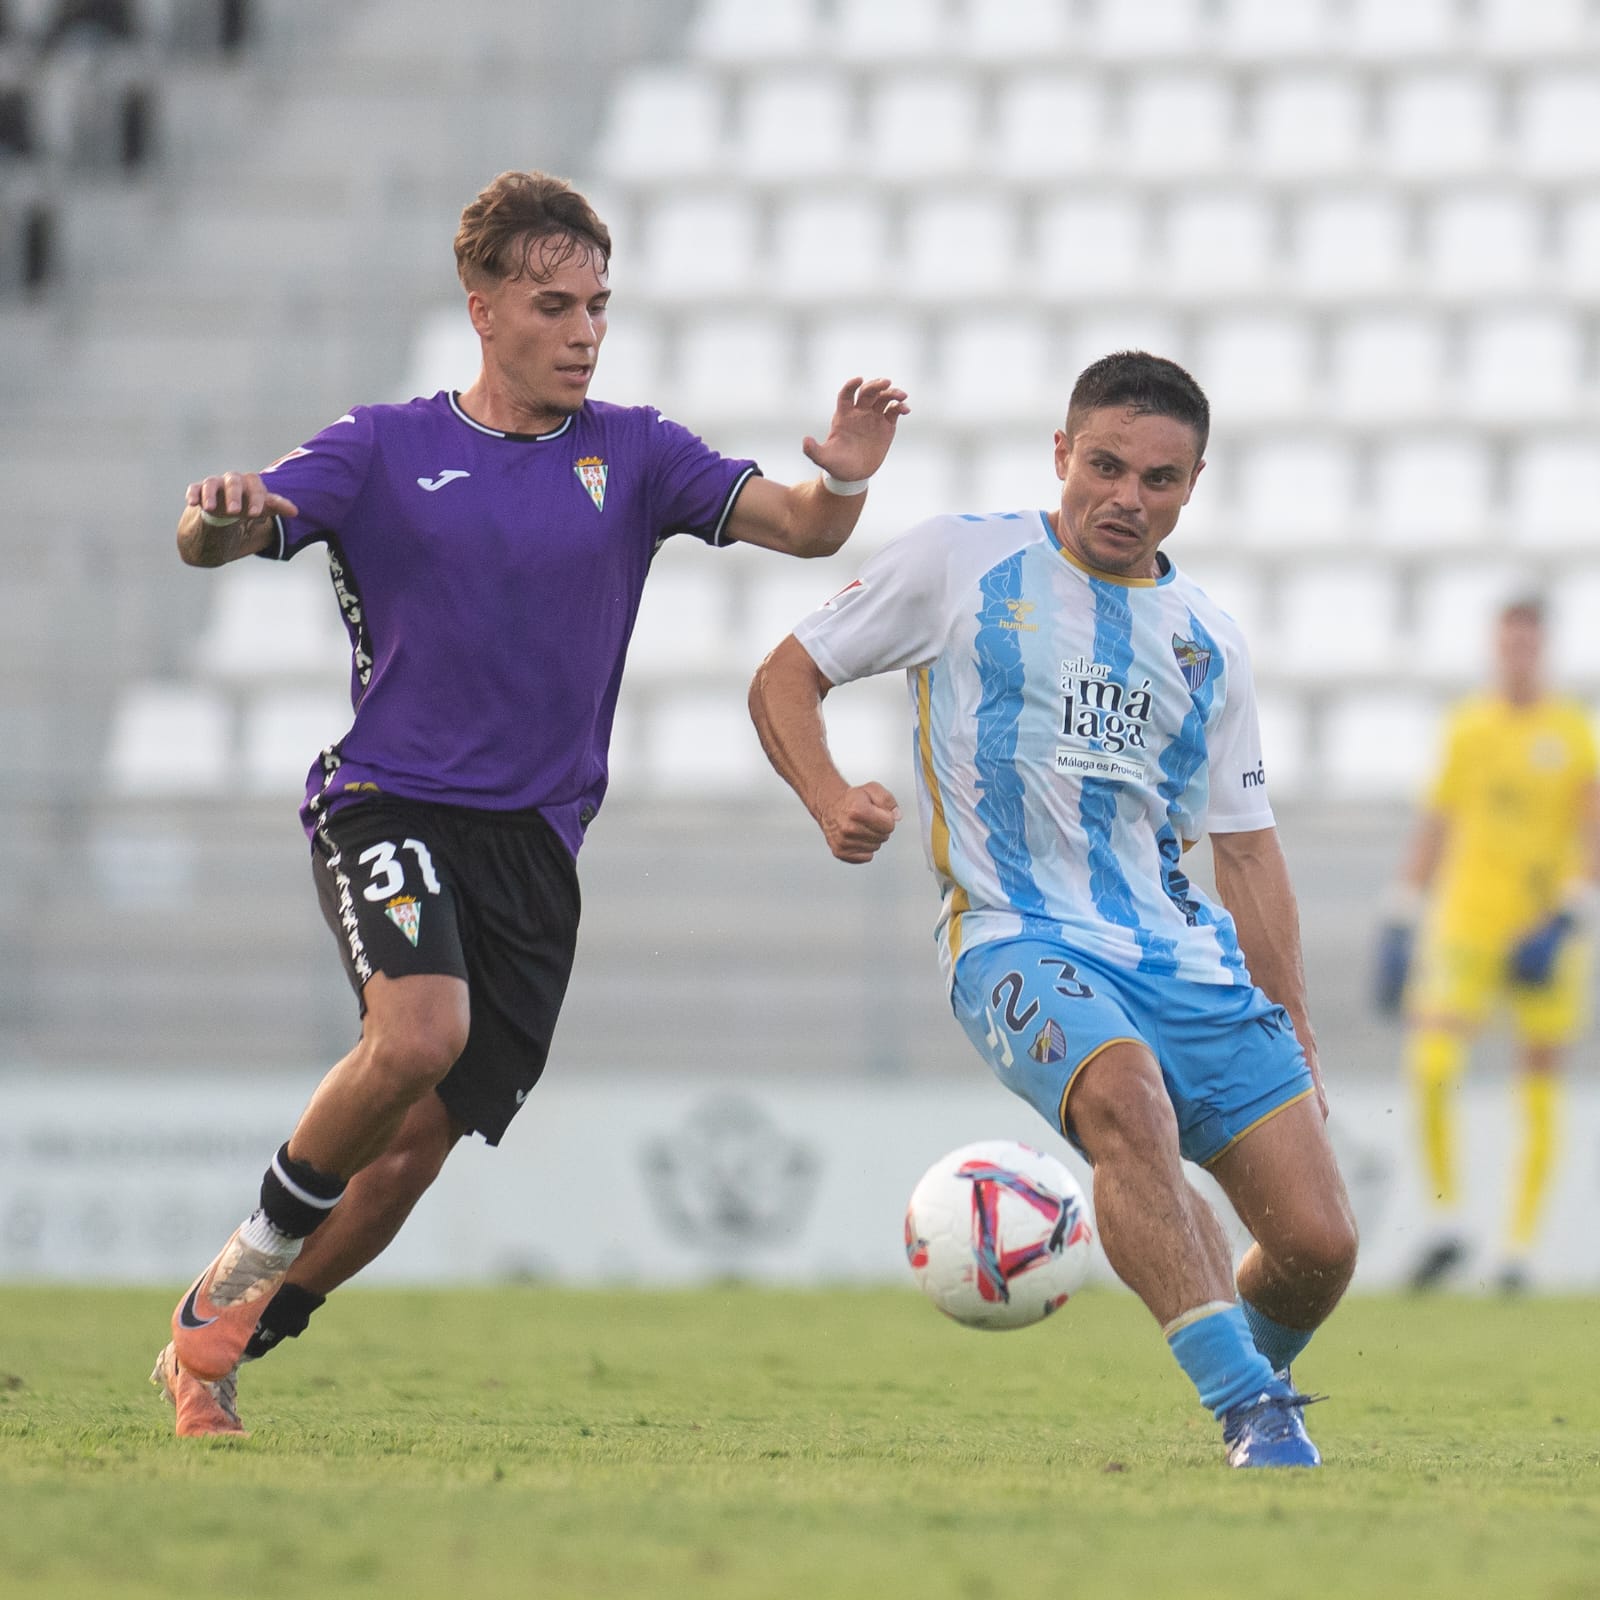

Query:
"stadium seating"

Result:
[[11, 0, 1600, 1073]]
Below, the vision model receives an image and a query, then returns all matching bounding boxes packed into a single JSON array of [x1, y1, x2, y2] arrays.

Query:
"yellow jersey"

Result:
[[1428, 695, 1598, 939]]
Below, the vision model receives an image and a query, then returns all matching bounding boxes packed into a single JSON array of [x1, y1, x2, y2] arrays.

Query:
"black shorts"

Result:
[[311, 795, 581, 1145]]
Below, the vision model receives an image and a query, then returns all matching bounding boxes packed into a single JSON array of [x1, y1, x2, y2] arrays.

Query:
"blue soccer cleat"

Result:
[[1221, 1389, 1323, 1469]]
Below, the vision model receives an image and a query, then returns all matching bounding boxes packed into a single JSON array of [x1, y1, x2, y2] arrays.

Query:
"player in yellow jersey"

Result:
[[1377, 598, 1600, 1289]]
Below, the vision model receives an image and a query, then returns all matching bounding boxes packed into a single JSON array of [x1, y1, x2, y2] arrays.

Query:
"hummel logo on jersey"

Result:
[[417, 469, 471, 492]]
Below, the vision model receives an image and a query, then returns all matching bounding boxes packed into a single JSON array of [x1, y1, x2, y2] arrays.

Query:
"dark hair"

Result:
[[454, 170, 612, 288], [1065, 351, 1210, 458], [1500, 595, 1545, 626]]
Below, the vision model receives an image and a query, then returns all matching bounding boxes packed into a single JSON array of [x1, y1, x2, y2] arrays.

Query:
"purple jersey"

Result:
[[258, 390, 757, 855]]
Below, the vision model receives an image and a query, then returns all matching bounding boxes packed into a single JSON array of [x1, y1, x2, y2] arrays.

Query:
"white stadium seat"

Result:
[[1235, 435, 1358, 548], [901, 193, 1020, 300], [637, 193, 759, 300], [769, 191, 891, 303], [847, 440, 965, 550], [1346, 0, 1464, 58], [735, 71, 855, 182], [193, 561, 348, 682], [1369, 435, 1495, 550], [1215, 0, 1336, 62], [1274, 564, 1400, 678], [646, 689, 767, 796], [991, 72, 1106, 179], [1033, 193, 1151, 298], [1459, 310, 1584, 425], [1320, 691, 1441, 801], [1164, 189, 1277, 297], [929, 310, 1058, 425], [105, 682, 232, 797], [624, 550, 734, 676], [1507, 437, 1599, 552], [1476, 0, 1593, 58], [690, 0, 821, 63], [820, 676, 910, 784], [1289, 189, 1409, 299], [1249, 71, 1367, 179], [1547, 570, 1600, 680], [593, 68, 725, 182], [1410, 565, 1528, 684], [1558, 192, 1600, 301], [1516, 72, 1600, 181], [1191, 312, 1316, 425], [801, 310, 932, 408], [1422, 190, 1544, 298], [864, 72, 981, 181], [737, 568, 853, 669], [1086, 0, 1212, 59], [1169, 558, 1269, 648], [834, 0, 953, 62], [239, 688, 352, 796], [1058, 311, 1186, 387], [669, 310, 796, 428], [1253, 690, 1310, 801], [969, 438, 1068, 521], [1122, 72, 1237, 180], [1381, 71, 1502, 182], [1328, 310, 1448, 425], [959, 0, 1075, 62]]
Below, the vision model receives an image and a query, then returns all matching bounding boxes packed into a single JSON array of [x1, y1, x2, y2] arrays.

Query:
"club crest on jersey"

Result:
[[574, 456, 608, 512], [1172, 635, 1212, 692], [384, 895, 421, 947], [1029, 1018, 1067, 1065]]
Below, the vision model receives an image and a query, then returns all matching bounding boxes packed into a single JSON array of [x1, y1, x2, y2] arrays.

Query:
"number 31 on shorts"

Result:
[[358, 838, 442, 901]]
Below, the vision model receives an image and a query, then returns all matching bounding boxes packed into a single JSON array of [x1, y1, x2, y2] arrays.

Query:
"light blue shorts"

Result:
[[951, 935, 1315, 1168]]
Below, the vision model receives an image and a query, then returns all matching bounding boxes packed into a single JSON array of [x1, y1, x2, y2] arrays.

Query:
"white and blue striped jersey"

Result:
[[793, 509, 1275, 991]]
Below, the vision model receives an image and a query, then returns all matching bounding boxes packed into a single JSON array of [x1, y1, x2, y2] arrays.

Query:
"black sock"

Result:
[[242, 1284, 328, 1363], [258, 1142, 346, 1239]]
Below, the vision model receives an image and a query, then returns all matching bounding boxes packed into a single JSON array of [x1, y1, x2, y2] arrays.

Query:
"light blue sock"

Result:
[[1240, 1298, 1315, 1376], [1165, 1302, 1281, 1419]]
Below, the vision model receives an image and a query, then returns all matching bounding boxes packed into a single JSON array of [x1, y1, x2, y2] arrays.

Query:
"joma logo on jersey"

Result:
[[1059, 657, 1154, 754], [574, 456, 608, 511]]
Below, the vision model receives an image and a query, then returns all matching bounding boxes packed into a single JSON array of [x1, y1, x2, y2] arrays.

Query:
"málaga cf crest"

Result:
[[1171, 634, 1212, 692], [574, 456, 608, 512]]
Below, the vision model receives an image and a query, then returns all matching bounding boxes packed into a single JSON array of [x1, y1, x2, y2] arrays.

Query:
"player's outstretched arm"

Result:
[[724, 377, 910, 558], [177, 471, 301, 567], [1211, 826, 1326, 1114], [749, 634, 901, 863]]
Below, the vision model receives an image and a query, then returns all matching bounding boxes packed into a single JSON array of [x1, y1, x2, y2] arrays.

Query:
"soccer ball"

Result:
[[904, 1139, 1093, 1330]]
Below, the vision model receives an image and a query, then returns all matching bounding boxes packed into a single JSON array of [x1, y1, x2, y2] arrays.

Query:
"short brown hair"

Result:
[[1065, 351, 1210, 459], [453, 170, 612, 289]]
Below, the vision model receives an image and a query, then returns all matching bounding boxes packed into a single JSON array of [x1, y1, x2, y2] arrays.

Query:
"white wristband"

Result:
[[821, 471, 871, 497], [199, 508, 242, 527]]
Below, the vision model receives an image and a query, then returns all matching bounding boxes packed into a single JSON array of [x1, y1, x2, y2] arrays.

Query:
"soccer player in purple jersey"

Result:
[[150, 170, 909, 1437]]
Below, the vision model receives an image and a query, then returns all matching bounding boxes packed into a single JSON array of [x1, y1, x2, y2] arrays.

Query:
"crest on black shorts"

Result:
[[385, 894, 421, 947]]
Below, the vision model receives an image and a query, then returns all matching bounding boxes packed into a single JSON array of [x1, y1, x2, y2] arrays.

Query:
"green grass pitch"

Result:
[[2, 1285, 1598, 1599]]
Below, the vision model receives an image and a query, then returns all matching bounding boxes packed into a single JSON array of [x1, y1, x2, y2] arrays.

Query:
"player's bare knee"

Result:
[[359, 1018, 467, 1097]]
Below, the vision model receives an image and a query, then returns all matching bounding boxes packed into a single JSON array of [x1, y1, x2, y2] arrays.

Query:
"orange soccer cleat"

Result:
[[151, 1341, 247, 1438], [171, 1226, 292, 1382]]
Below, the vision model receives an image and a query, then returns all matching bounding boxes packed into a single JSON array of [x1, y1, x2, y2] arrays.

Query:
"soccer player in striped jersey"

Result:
[[1378, 597, 1600, 1291], [151, 169, 909, 1437], [750, 352, 1357, 1469]]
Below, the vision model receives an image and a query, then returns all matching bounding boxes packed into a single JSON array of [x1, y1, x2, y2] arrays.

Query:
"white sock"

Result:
[[239, 1208, 304, 1264]]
